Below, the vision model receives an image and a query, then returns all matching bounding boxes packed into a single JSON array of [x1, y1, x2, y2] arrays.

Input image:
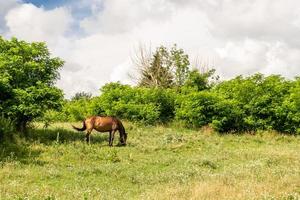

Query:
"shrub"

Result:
[[175, 91, 219, 127], [175, 91, 243, 132], [211, 99, 244, 132], [0, 37, 64, 131], [91, 82, 176, 124], [41, 75, 300, 134], [214, 74, 292, 132], [41, 98, 96, 123], [275, 78, 300, 134], [63, 98, 95, 121]]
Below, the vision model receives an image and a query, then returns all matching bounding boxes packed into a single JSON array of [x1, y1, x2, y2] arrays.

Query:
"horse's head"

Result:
[[120, 132, 127, 146]]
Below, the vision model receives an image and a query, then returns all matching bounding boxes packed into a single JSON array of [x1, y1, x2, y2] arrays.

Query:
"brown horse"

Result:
[[72, 116, 127, 146]]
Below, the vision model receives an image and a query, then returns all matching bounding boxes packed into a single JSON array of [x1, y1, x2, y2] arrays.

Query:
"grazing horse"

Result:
[[72, 116, 127, 146]]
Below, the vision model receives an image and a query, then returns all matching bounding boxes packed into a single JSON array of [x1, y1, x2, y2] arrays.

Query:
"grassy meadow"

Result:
[[0, 122, 300, 200]]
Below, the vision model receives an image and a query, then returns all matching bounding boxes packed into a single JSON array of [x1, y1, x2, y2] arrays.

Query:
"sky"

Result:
[[1, 0, 300, 98]]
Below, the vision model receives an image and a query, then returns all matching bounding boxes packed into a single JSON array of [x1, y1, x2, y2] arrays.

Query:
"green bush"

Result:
[[175, 91, 243, 132], [175, 74, 300, 133], [214, 74, 293, 132], [91, 82, 176, 124], [0, 37, 64, 130], [63, 98, 95, 121], [175, 91, 219, 127], [276, 78, 300, 134], [41, 75, 300, 134], [211, 99, 244, 132], [42, 98, 95, 123]]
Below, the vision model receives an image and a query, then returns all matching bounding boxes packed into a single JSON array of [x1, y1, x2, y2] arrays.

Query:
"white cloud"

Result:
[[5, 3, 73, 46], [215, 39, 269, 77], [2, 0, 300, 98], [262, 42, 300, 77], [0, 0, 19, 33], [80, 0, 175, 34], [110, 59, 133, 84]]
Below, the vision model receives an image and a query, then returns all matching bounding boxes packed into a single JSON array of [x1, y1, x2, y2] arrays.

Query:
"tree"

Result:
[[71, 91, 92, 101], [139, 47, 174, 88], [0, 37, 64, 131], [133, 44, 190, 88], [182, 69, 218, 92], [170, 44, 190, 87]]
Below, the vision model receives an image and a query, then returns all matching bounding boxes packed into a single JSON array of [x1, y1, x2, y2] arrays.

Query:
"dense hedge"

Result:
[[214, 74, 299, 133], [175, 91, 244, 132], [43, 82, 176, 124], [91, 83, 176, 124], [43, 75, 300, 134]]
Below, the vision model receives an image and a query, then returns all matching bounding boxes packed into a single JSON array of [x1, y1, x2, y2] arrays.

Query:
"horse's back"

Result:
[[88, 116, 119, 132]]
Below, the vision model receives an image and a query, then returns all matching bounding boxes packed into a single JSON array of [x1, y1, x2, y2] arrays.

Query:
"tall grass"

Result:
[[0, 116, 15, 141], [0, 122, 300, 199]]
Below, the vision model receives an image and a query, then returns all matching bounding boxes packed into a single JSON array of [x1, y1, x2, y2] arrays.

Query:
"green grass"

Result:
[[0, 122, 300, 199]]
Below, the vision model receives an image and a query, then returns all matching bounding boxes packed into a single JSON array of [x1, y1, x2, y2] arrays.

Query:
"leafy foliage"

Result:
[[170, 44, 190, 87], [137, 44, 190, 88], [2, 39, 293, 134], [43, 73, 300, 134], [92, 82, 176, 124], [139, 46, 174, 88], [42, 98, 95, 123], [175, 91, 243, 132], [214, 74, 293, 132], [182, 69, 218, 92], [71, 91, 92, 101], [0, 37, 64, 130], [277, 78, 300, 134]]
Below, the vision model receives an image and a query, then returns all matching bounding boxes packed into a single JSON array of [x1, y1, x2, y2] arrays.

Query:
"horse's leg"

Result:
[[109, 130, 116, 147], [123, 132, 127, 145], [119, 130, 123, 144], [86, 129, 92, 144], [85, 132, 90, 144], [108, 131, 112, 144]]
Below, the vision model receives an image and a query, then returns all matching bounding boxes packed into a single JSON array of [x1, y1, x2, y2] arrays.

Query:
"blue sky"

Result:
[[23, 0, 69, 9], [22, 0, 93, 20]]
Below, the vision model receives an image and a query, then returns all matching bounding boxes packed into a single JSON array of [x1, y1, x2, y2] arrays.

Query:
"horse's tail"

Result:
[[72, 120, 86, 131], [117, 119, 127, 143]]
